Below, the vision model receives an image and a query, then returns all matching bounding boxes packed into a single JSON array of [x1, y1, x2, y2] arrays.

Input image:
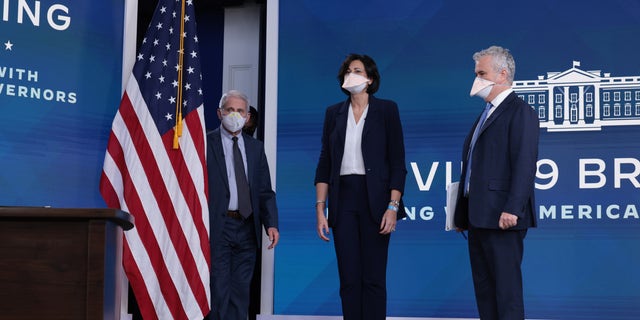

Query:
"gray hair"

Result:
[[218, 89, 250, 109], [473, 45, 516, 84]]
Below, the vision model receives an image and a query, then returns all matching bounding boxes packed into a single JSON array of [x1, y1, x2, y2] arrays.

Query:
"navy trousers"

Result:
[[209, 215, 257, 320], [468, 227, 527, 320], [333, 175, 390, 320]]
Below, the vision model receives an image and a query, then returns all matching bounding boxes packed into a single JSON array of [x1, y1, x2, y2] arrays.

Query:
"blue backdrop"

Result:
[[274, 0, 640, 318], [1, 0, 639, 318], [0, 1, 124, 207]]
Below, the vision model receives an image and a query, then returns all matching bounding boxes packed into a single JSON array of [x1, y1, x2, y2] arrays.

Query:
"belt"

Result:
[[226, 210, 243, 220]]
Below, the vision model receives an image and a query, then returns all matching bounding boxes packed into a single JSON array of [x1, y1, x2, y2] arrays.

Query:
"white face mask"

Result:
[[470, 77, 495, 99], [221, 111, 247, 133], [342, 73, 370, 94]]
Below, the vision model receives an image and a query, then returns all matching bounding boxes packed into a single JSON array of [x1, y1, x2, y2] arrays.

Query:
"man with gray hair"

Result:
[[206, 89, 279, 320], [454, 46, 539, 319]]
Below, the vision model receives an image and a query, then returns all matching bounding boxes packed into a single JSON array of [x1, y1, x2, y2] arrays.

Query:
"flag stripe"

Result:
[[167, 108, 211, 258], [118, 88, 203, 317], [105, 104, 188, 319], [102, 137, 172, 319], [122, 240, 163, 320], [167, 108, 212, 297]]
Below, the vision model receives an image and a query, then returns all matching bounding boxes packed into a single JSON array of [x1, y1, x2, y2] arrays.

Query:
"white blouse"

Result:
[[340, 104, 369, 175]]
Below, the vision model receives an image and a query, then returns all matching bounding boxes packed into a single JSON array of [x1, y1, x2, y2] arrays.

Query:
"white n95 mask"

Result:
[[470, 77, 495, 99], [342, 73, 369, 94], [221, 111, 246, 133]]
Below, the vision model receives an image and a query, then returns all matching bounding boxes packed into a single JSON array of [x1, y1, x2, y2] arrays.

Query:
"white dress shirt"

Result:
[[487, 88, 514, 118]]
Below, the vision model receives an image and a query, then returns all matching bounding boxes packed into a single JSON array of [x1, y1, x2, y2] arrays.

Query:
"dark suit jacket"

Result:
[[315, 96, 407, 227], [454, 92, 539, 230], [207, 128, 278, 245]]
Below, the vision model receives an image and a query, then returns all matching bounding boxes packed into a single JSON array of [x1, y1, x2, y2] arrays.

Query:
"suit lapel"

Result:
[[362, 96, 377, 139], [334, 100, 349, 163], [243, 134, 255, 188], [210, 129, 230, 192], [480, 91, 516, 133]]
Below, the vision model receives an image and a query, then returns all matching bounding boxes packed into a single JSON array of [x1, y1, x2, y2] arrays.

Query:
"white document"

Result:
[[445, 181, 459, 231]]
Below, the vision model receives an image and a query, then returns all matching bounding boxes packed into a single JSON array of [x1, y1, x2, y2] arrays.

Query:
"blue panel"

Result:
[[275, 0, 640, 318], [0, 1, 124, 207]]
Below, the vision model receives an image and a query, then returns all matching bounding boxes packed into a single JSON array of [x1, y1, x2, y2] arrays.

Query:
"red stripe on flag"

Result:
[[102, 125, 187, 319], [117, 96, 195, 319], [100, 130, 126, 208], [123, 240, 158, 320], [159, 131, 210, 313], [100, 167, 120, 209], [189, 109, 211, 267], [158, 127, 210, 313], [165, 110, 211, 266]]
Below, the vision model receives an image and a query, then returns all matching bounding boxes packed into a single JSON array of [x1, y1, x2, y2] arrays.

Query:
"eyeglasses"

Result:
[[220, 107, 247, 116]]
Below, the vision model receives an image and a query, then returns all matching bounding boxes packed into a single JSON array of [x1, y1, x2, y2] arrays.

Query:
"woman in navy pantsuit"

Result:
[[314, 54, 407, 320]]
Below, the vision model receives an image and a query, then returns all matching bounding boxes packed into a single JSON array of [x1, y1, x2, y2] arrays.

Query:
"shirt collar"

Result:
[[219, 125, 242, 141], [490, 87, 513, 108]]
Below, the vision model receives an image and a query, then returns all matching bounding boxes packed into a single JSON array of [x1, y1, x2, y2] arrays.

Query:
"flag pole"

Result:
[[173, 0, 186, 149]]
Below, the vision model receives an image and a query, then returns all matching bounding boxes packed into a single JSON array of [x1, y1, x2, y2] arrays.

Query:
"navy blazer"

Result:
[[315, 96, 407, 227], [207, 128, 278, 245], [454, 92, 539, 230]]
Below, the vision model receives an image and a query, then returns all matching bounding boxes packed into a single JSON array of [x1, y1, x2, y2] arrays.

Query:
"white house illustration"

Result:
[[513, 61, 640, 132]]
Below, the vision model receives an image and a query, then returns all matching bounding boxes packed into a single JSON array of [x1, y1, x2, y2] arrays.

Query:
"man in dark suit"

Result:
[[206, 90, 279, 320], [454, 46, 539, 320]]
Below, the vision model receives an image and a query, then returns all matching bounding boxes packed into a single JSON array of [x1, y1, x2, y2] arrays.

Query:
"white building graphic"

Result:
[[513, 61, 640, 132]]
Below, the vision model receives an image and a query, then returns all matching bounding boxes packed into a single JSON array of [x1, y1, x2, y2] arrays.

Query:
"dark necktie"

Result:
[[232, 136, 252, 218], [464, 102, 492, 195]]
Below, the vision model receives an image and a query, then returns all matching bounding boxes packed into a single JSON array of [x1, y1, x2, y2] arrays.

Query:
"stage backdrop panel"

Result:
[[274, 0, 640, 319], [0, 1, 125, 207]]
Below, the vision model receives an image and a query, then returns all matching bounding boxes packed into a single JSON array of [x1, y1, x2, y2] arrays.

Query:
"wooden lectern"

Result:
[[0, 207, 133, 320]]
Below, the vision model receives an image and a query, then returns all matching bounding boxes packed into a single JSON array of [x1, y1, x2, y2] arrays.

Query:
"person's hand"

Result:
[[499, 212, 518, 230], [267, 227, 279, 249], [316, 206, 330, 242], [379, 209, 397, 235]]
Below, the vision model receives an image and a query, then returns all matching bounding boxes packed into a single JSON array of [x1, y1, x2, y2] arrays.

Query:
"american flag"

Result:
[[99, 0, 210, 319]]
